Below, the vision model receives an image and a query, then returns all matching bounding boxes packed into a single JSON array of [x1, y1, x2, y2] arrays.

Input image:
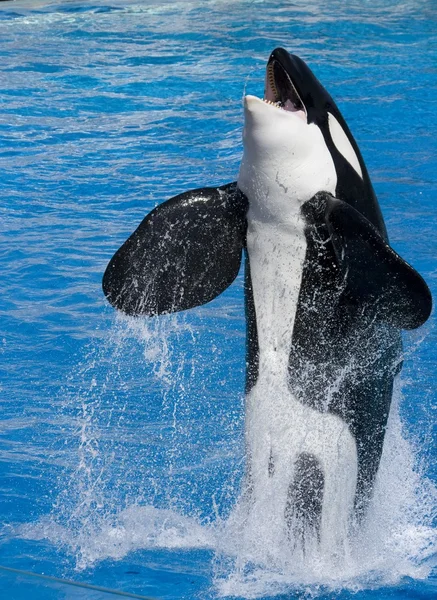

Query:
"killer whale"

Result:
[[103, 49, 432, 554]]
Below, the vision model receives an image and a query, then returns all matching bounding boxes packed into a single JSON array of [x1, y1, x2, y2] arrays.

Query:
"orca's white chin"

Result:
[[239, 94, 337, 214]]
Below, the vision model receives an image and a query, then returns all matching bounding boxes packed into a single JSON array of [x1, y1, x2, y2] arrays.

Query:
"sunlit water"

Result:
[[1, 0, 436, 598]]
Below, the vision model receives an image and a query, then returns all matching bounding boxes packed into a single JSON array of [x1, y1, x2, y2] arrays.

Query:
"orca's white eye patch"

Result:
[[328, 113, 363, 179]]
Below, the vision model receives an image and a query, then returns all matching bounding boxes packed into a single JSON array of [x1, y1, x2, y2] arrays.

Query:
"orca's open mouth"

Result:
[[264, 58, 306, 117]]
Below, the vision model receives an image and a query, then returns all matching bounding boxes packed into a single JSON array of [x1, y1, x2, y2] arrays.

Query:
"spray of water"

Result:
[[18, 311, 436, 596], [213, 377, 437, 597]]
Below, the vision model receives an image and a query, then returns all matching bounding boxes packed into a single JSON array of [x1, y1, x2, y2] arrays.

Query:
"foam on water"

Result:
[[16, 316, 436, 597]]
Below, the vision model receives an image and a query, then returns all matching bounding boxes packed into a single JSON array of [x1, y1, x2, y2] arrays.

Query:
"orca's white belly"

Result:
[[245, 215, 358, 555]]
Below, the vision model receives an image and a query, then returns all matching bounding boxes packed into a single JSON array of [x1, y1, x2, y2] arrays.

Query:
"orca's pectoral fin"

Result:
[[318, 192, 432, 330], [102, 183, 248, 316]]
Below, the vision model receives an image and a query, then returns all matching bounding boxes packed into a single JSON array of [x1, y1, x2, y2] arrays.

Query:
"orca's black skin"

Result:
[[103, 49, 432, 523], [285, 453, 324, 544], [291, 192, 431, 516], [103, 183, 247, 316]]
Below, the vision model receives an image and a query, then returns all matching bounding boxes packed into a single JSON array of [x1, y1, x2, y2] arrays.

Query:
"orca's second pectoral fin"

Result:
[[103, 183, 248, 316], [319, 192, 432, 330]]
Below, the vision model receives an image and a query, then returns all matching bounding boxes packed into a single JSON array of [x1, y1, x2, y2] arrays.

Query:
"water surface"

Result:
[[0, 0, 436, 598]]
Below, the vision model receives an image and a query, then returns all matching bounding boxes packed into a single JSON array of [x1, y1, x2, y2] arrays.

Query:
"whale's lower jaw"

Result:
[[244, 376, 358, 556]]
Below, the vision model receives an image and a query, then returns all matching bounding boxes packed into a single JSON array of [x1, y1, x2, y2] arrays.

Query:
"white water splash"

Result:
[[17, 316, 436, 597], [213, 380, 437, 597], [19, 505, 214, 570], [20, 388, 436, 596]]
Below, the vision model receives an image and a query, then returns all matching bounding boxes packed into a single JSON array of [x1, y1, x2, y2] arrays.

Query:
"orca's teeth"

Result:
[[267, 62, 278, 98], [263, 98, 286, 110], [265, 59, 307, 116]]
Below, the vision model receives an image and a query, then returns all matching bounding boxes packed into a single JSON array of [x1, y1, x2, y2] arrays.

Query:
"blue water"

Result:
[[0, 0, 436, 598]]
